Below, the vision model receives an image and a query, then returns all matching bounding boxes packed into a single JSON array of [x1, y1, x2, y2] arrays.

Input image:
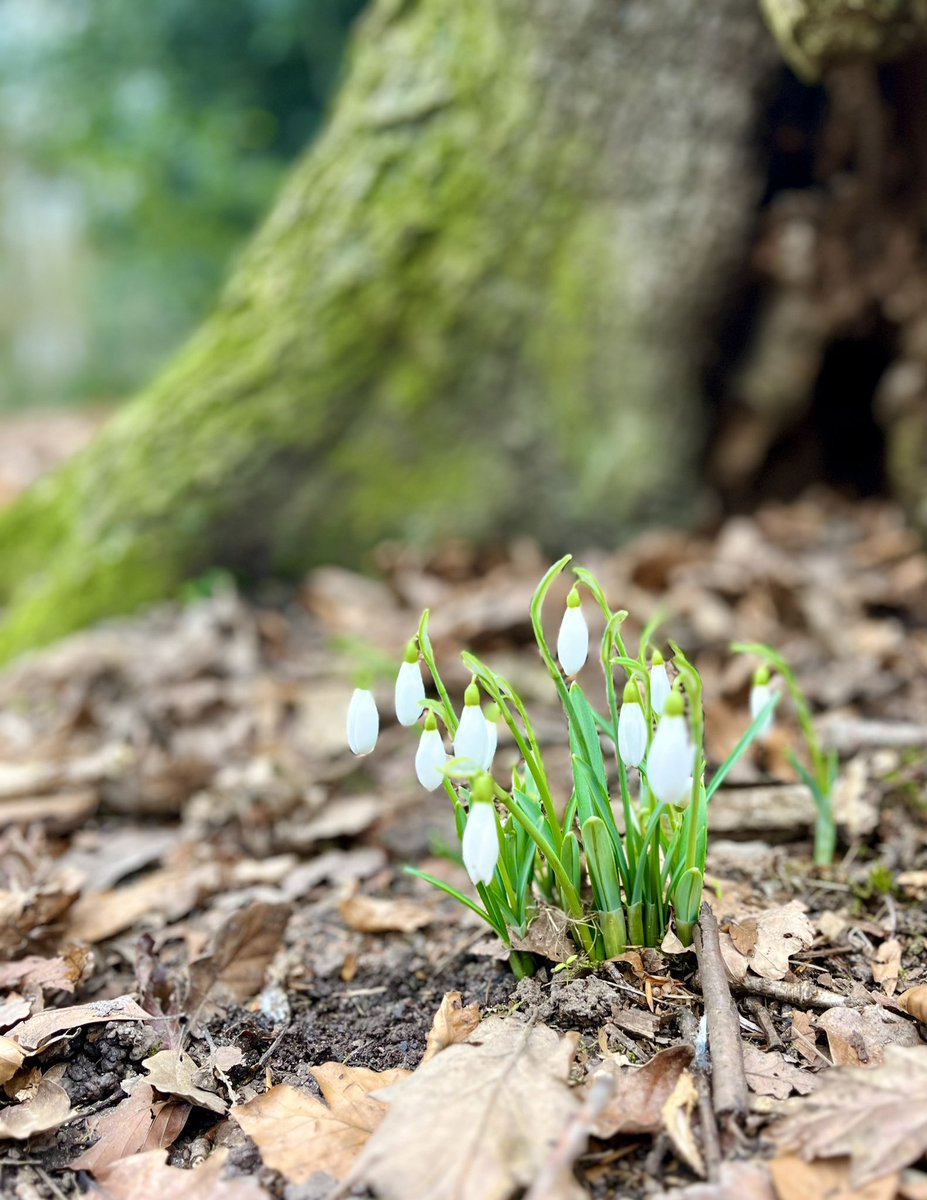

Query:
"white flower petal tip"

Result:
[[395, 659, 426, 726], [749, 683, 774, 737], [481, 715, 498, 772], [649, 661, 671, 715], [462, 802, 499, 886], [557, 604, 589, 676], [617, 702, 648, 768], [347, 688, 379, 756], [415, 726, 447, 791], [646, 712, 695, 807], [454, 703, 489, 767]]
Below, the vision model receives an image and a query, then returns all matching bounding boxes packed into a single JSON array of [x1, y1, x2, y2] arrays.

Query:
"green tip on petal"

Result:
[[622, 678, 642, 705], [664, 690, 685, 717], [754, 664, 771, 686], [651, 649, 664, 666], [404, 640, 419, 664], [423, 712, 438, 732], [566, 586, 582, 609], [471, 772, 494, 805], [464, 680, 481, 707], [486, 702, 501, 723]]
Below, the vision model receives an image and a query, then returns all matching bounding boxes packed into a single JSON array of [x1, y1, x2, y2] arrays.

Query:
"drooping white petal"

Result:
[[462, 801, 499, 885], [346, 688, 379, 756], [649, 662, 671, 715], [618, 701, 648, 768], [749, 682, 774, 736], [646, 712, 695, 807], [395, 659, 426, 726], [557, 605, 588, 676], [454, 703, 488, 767], [415, 726, 447, 791], [481, 714, 498, 772]]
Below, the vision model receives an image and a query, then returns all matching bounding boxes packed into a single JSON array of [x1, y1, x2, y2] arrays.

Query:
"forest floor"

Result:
[[1, 467, 927, 1198]]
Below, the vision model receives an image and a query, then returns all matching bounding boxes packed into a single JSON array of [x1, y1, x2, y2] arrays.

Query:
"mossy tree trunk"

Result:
[[0, 0, 777, 662]]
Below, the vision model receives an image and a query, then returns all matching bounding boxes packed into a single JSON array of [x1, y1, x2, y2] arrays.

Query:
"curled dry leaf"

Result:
[[592, 1045, 695, 1137], [0, 946, 91, 996], [817, 1005, 919, 1067], [231, 1064, 410, 1182], [350, 1016, 580, 1200], [0, 1036, 25, 1085], [91, 1147, 270, 1199], [742, 1045, 817, 1100], [871, 938, 902, 997], [661, 1069, 704, 1178], [142, 1049, 226, 1114], [718, 903, 815, 983], [187, 900, 291, 1024], [0, 1075, 72, 1139], [775, 1044, 927, 1188], [421, 991, 481, 1065], [339, 893, 433, 934], [7, 995, 150, 1053], [898, 987, 927, 1025]]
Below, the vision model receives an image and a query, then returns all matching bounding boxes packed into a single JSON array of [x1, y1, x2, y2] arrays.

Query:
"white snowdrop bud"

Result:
[[557, 587, 588, 677], [461, 775, 499, 886], [395, 643, 426, 726], [415, 713, 447, 791], [649, 650, 671, 716], [749, 666, 774, 737], [454, 680, 488, 767], [617, 680, 648, 768], [481, 703, 500, 772], [646, 692, 695, 808], [346, 688, 379, 756]]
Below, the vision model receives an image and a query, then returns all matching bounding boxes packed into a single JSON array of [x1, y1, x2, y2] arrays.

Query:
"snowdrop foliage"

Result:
[[557, 587, 588, 676], [346, 688, 379, 756], [395, 645, 426, 726]]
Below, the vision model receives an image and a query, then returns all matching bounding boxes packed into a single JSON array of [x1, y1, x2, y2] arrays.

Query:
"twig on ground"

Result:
[[731, 975, 854, 1010], [694, 904, 748, 1122], [678, 1006, 722, 1182], [522, 1069, 615, 1200], [744, 997, 782, 1049]]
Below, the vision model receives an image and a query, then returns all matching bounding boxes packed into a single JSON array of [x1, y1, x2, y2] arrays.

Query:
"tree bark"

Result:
[[0, 0, 776, 662]]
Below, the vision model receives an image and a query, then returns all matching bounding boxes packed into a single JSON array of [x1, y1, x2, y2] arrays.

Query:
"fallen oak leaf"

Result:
[[187, 901, 291, 1025], [91, 1147, 270, 1199], [231, 1064, 411, 1182], [142, 1049, 226, 1114], [817, 1006, 919, 1067], [775, 1044, 927, 1188], [349, 1016, 580, 1200], [742, 1045, 818, 1100], [339, 893, 433, 934], [7, 995, 150, 1053], [421, 991, 481, 1065], [719, 903, 814, 983], [0, 1075, 72, 1139]]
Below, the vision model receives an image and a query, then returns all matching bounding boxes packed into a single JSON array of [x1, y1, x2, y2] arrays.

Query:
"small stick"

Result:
[[522, 1069, 615, 1200], [678, 1007, 722, 1182], [694, 904, 748, 1121], [731, 975, 854, 1010], [744, 997, 782, 1050]]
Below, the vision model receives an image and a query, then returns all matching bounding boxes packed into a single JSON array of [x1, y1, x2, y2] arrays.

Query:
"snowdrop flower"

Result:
[[749, 666, 774, 737], [481, 703, 500, 772], [557, 587, 588, 677], [617, 680, 648, 768], [649, 650, 671, 715], [646, 691, 695, 808], [346, 688, 379, 756], [454, 680, 488, 767], [461, 775, 499, 886], [415, 713, 447, 791], [395, 642, 426, 726]]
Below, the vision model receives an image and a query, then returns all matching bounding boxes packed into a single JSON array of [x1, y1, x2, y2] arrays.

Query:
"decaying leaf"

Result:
[[231, 1064, 410, 1182], [339, 893, 433, 934], [871, 939, 902, 997], [142, 1049, 226, 1113], [775, 1044, 927, 1187], [421, 991, 481, 1065], [742, 1045, 817, 1100], [70, 1082, 190, 1173], [350, 1016, 580, 1200], [770, 1153, 898, 1200], [898, 986, 927, 1024], [593, 1045, 695, 1137], [0, 1036, 25, 1085], [510, 904, 575, 963], [817, 1005, 919, 1067], [719, 903, 815, 982], [7, 994, 150, 1052], [0, 1075, 72, 1139], [187, 900, 291, 1023], [91, 1147, 270, 1199], [661, 1068, 704, 1177], [66, 862, 224, 944], [0, 947, 91, 996], [790, 1009, 820, 1063], [653, 1160, 775, 1200]]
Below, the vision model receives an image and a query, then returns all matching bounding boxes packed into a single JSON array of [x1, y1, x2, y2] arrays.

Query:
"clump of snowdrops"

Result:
[[347, 557, 779, 974]]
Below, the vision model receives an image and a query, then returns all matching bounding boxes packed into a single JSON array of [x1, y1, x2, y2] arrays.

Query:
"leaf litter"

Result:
[[0, 495, 926, 1195]]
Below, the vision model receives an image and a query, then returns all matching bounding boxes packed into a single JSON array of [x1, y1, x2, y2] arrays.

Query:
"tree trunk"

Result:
[[0, 0, 776, 662]]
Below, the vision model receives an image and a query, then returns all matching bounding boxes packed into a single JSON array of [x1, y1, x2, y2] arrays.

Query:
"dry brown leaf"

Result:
[[7, 994, 150, 1052], [231, 1064, 410, 1182], [350, 1016, 580, 1200], [91, 1147, 270, 1199], [142, 1049, 226, 1113], [817, 1005, 919, 1067], [339, 893, 433, 934], [0, 790, 98, 831], [0, 946, 91, 996], [790, 1009, 820, 1063], [510, 904, 575, 963], [0, 1036, 25, 1085], [70, 1083, 161, 1172], [187, 901, 291, 1023], [592, 1045, 695, 1137], [719, 903, 815, 982], [0, 1075, 72, 1139], [421, 991, 481, 1065], [742, 1045, 818, 1100], [661, 1069, 704, 1177], [898, 987, 927, 1024], [653, 1160, 775, 1200], [66, 862, 224, 943], [871, 939, 903, 997], [770, 1153, 898, 1200], [775, 1044, 927, 1187], [729, 919, 759, 956]]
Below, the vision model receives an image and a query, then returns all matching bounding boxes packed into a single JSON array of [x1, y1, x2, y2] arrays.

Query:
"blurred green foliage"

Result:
[[0, 0, 366, 403]]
